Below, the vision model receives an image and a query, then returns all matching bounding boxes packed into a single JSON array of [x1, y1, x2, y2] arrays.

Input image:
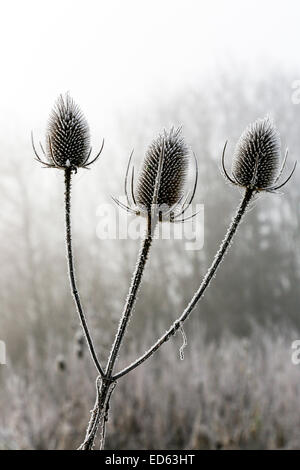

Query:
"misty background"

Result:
[[1, 0, 300, 449]]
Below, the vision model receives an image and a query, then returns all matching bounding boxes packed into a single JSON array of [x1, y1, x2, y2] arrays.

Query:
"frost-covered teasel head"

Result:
[[32, 93, 104, 172], [135, 128, 189, 212], [233, 117, 280, 189], [222, 117, 296, 192], [112, 127, 199, 224], [47, 94, 90, 169]]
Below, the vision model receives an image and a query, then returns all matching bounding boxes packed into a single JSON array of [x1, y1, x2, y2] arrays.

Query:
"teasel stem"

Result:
[[113, 187, 254, 380], [64, 168, 104, 377], [106, 214, 154, 378], [78, 376, 116, 450], [78, 376, 102, 450]]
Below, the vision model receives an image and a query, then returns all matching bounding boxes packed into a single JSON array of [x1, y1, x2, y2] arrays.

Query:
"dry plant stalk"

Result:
[[33, 96, 296, 450]]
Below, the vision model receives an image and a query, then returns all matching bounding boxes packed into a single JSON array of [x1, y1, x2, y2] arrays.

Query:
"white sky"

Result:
[[0, 0, 300, 142]]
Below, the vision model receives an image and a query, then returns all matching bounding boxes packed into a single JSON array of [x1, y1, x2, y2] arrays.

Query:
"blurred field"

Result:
[[1, 326, 300, 449]]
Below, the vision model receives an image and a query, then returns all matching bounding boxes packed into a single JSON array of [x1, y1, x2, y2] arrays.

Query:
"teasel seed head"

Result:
[[233, 117, 280, 189], [222, 117, 296, 192], [135, 127, 189, 213], [47, 94, 90, 169], [112, 127, 200, 224], [32, 93, 104, 171]]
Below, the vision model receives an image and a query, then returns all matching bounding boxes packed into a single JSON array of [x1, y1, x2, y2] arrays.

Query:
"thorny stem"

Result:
[[79, 377, 116, 450], [106, 215, 154, 378], [78, 377, 102, 450], [64, 168, 104, 377], [113, 188, 254, 380]]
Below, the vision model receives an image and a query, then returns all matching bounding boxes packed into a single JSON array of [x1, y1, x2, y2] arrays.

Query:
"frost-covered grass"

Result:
[[1, 325, 299, 450]]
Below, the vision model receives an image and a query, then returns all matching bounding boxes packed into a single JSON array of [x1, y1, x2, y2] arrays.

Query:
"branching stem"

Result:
[[79, 377, 116, 450], [113, 188, 254, 380], [77, 182, 253, 449]]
